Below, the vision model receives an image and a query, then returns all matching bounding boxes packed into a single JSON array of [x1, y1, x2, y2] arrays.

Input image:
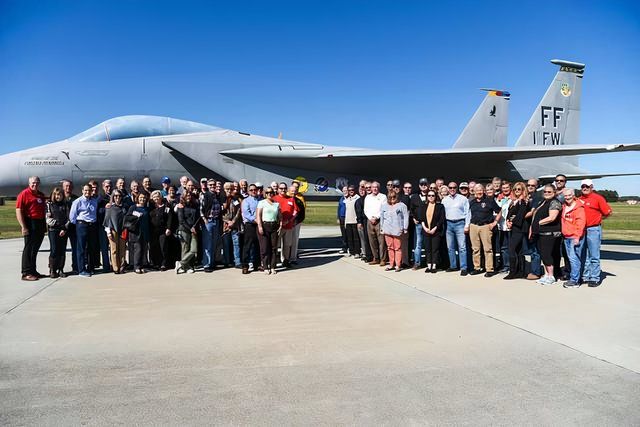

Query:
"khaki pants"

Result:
[[291, 223, 302, 259], [367, 221, 387, 262], [470, 223, 494, 272], [108, 230, 127, 272], [279, 227, 295, 262]]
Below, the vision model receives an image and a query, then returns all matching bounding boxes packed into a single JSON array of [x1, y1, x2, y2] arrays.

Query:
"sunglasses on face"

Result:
[[543, 191, 554, 194], [448, 186, 457, 189], [427, 194, 436, 198], [419, 183, 428, 186], [581, 185, 591, 189], [555, 179, 566, 183], [527, 184, 536, 187]]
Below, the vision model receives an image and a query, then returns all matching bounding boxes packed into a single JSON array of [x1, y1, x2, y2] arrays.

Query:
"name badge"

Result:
[[233, 200, 240, 206]]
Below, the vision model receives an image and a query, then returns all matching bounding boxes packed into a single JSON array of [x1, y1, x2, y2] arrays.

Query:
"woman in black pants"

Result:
[[256, 188, 282, 274], [125, 192, 150, 274], [46, 187, 69, 278], [504, 182, 530, 280], [149, 190, 175, 271], [531, 184, 563, 285], [422, 190, 446, 273]]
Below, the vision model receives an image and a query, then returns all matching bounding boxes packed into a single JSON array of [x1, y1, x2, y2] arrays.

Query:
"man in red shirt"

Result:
[[579, 179, 613, 287], [274, 182, 299, 268], [15, 176, 47, 281]]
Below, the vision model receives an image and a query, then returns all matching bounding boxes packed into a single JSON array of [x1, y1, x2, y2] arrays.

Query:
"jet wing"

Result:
[[163, 139, 640, 181], [218, 143, 640, 173]]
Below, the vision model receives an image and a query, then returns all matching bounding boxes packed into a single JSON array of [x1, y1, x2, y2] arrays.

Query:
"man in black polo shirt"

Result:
[[409, 178, 429, 269], [468, 183, 502, 277]]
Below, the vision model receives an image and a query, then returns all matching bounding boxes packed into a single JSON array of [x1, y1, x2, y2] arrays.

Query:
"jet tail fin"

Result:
[[514, 59, 584, 165], [453, 89, 510, 148]]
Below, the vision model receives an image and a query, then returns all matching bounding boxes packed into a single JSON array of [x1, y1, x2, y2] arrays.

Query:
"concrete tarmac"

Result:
[[1, 227, 639, 425]]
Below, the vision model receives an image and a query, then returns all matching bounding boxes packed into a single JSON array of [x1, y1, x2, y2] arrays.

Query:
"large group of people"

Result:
[[16, 175, 306, 280], [336, 174, 612, 288], [16, 172, 612, 288]]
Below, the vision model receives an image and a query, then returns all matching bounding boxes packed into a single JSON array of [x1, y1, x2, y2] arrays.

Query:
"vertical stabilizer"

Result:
[[453, 89, 510, 148], [514, 59, 584, 167]]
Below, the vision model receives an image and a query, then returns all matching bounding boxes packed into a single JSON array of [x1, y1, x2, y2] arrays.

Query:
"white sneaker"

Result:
[[271, 269, 277, 275], [175, 261, 184, 274], [188, 268, 195, 274], [265, 269, 271, 275]]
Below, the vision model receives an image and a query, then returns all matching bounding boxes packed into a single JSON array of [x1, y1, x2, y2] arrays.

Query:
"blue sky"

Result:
[[1, 1, 639, 194]]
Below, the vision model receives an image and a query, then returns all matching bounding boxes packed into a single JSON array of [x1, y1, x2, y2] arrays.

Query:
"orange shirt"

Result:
[[561, 202, 586, 239], [579, 192, 612, 227]]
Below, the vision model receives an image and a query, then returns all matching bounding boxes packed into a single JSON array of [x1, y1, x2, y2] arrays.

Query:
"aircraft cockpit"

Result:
[[67, 115, 219, 142]]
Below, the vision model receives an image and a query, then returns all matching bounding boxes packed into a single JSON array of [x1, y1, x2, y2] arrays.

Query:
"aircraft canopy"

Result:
[[68, 115, 219, 142]]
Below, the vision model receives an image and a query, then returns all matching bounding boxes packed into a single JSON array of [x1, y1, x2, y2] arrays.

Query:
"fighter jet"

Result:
[[0, 59, 637, 197]]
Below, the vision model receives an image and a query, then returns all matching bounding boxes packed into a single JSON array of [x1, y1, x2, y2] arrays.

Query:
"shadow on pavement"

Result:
[[600, 250, 640, 261]]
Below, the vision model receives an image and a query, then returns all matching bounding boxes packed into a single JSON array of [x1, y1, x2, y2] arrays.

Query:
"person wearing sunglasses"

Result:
[[343, 185, 361, 258], [468, 184, 501, 277], [530, 184, 563, 285], [380, 192, 409, 272], [560, 188, 586, 288], [240, 184, 260, 274], [554, 174, 567, 203], [503, 182, 530, 280], [355, 181, 372, 262], [103, 189, 127, 274], [421, 190, 445, 273], [496, 181, 513, 273], [441, 181, 471, 275], [256, 187, 282, 274], [578, 179, 612, 287], [274, 183, 299, 268], [409, 178, 430, 270], [522, 179, 544, 280], [364, 181, 388, 266]]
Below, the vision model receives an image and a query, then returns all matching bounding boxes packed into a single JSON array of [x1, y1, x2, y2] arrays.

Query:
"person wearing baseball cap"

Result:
[[160, 176, 171, 197], [578, 179, 612, 287], [409, 178, 430, 269]]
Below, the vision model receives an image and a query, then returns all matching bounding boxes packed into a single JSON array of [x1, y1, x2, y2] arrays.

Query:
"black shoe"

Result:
[[469, 269, 482, 276], [503, 273, 517, 280], [446, 267, 459, 272], [424, 267, 431, 273], [587, 281, 601, 288], [484, 271, 496, 278], [160, 265, 167, 272], [242, 267, 249, 274], [204, 268, 213, 273], [460, 270, 468, 276]]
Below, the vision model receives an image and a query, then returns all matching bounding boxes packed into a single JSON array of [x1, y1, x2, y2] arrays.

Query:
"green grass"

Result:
[[1, 199, 638, 243], [0, 201, 21, 239]]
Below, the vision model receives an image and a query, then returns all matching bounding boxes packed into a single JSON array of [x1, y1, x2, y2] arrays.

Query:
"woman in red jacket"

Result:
[[560, 189, 586, 288]]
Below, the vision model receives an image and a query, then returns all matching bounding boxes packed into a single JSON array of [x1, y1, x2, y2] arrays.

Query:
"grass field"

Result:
[[1, 200, 639, 243]]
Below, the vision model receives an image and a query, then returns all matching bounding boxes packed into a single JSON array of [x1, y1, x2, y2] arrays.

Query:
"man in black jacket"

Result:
[[355, 180, 372, 262], [409, 178, 429, 269]]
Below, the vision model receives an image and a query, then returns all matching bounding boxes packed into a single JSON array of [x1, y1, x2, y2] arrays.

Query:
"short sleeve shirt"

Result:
[[16, 188, 46, 219], [258, 200, 280, 222]]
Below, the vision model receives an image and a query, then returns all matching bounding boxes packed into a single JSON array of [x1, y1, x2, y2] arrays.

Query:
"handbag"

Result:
[[123, 213, 140, 234]]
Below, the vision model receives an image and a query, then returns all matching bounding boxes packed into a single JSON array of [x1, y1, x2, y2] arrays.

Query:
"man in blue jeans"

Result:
[[200, 179, 222, 272], [524, 179, 544, 279], [409, 178, 429, 269], [579, 179, 612, 287], [442, 181, 471, 276], [69, 184, 98, 277]]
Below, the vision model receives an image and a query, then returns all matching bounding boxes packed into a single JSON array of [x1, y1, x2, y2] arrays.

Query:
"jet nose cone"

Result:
[[0, 152, 21, 196]]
